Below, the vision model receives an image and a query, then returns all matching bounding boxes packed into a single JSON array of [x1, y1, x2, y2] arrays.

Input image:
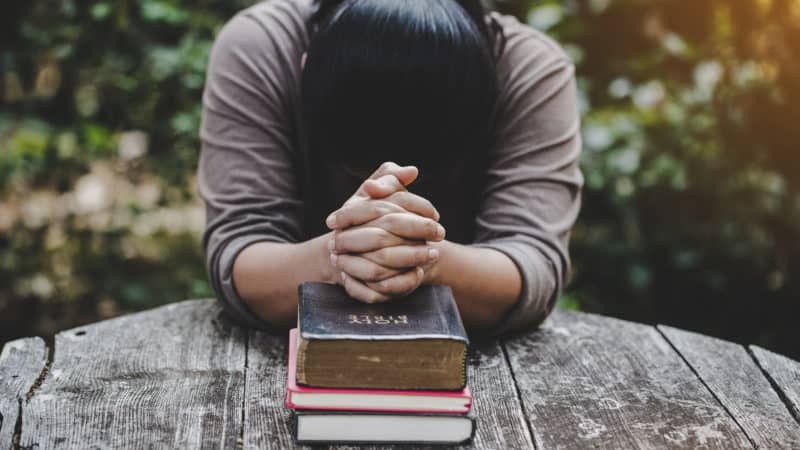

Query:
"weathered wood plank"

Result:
[[504, 309, 752, 449], [20, 300, 247, 449], [242, 331, 301, 450], [457, 340, 535, 450], [0, 337, 47, 450], [660, 326, 800, 448], [750, 346, 800, 424], [243, 334, 534, 449]]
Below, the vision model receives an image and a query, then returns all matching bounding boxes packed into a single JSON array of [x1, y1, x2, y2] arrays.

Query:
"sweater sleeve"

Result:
[[471, 22, 583, 335], [197, 6, 307, 329]]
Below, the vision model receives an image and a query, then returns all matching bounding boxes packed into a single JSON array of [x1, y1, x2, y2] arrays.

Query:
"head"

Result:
[[301, 0, 502, 176]]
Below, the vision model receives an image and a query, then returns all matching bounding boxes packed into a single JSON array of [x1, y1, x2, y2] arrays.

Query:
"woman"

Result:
[[198, 0, 582, 335]]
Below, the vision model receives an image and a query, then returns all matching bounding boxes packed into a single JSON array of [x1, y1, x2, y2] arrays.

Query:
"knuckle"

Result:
[[388, 191, 406, 204], [379, 213, 395, 228], [371, 248, 389, 265], [368, 265, 383, 281], [376, 231, 393, 248], [415, 248, 428, 265], [375, 205, 392, 217], [426, 220, 438, 236]]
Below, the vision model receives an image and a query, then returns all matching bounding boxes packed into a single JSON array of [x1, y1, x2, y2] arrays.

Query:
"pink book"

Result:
[[285, 328, 472, 413]]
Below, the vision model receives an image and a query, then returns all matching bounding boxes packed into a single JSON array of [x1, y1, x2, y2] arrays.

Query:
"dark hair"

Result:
[[301, 0, 503, 171]]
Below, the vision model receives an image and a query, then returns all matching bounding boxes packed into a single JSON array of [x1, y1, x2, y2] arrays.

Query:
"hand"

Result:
[[325, 162, 444, 303], [329, 211, 445, 301], [337, 162, 422, 211]]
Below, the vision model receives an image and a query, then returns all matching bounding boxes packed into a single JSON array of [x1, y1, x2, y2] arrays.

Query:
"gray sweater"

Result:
[[198, 0, 583, 335]]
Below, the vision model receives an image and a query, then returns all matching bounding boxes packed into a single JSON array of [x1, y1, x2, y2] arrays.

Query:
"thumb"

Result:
[[363, 174, 406, 199], [393, 166, 419, 186], [367, 162, 418, 185]]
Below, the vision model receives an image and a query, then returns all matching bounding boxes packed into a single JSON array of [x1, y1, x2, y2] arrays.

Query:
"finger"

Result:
[[350, 163, 417, 202], [328, 192, 440, 229], [368, 162, 418, 186], [365, 266, 425, 296], [384, 191, 440, 221], [362, 174, 407, 199], [327, 199, 405, 230], [341, 272, 391, 304], [369, 213, 445, 241], [361, 245, 439, 269], [331, 253, 405, 281], [331, 227, 421, 253]]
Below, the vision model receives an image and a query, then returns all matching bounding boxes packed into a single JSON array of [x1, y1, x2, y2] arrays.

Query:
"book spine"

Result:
[[460, 347, 467, 389], [295, 334, 309, 385]]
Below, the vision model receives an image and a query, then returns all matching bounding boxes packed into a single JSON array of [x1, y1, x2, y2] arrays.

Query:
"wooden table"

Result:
[[1, 300, 799, 449]]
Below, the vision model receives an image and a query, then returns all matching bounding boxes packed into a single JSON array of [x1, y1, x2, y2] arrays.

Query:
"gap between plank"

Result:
[[655, 326, 757, 449], [238, 331, 250, 449], [499, 339, 538, 450], [746, 347, 800, 426], [14, 340, 54, 450]]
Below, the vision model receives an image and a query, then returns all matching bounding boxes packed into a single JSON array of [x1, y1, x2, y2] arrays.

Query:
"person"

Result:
[[198, 0, 583, 335]]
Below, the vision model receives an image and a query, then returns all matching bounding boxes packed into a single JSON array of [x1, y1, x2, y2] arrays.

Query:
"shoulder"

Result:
[[206, 0, 313, 110], [236, 0, 313, 40], [210, 0, 312, 68], [491, 12, 575, 90]]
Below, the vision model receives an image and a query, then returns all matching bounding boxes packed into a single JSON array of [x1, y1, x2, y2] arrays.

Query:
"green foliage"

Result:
[[2, 0, 799, 358], [0, 0, 252, 340], [510, 0, 800, 357]]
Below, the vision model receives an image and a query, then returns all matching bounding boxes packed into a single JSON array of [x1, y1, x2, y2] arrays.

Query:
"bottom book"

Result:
[[294, 410, 475, 445]]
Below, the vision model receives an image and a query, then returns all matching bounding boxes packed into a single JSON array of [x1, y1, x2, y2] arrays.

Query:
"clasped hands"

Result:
[[326, 162, 444, 303]]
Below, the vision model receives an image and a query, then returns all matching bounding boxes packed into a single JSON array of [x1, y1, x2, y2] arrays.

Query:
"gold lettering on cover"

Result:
[[347, 315, 410, 325], [348, 314, 362, 324]]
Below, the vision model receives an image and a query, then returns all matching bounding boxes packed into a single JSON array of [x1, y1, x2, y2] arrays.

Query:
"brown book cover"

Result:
[[296, 282, 468, 390]]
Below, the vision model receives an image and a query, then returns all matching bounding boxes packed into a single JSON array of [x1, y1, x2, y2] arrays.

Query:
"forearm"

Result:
[[425, 240, 521, 331], [232, 232, 337, 329]]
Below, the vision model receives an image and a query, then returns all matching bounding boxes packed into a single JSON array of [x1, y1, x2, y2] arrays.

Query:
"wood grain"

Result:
[[504, 309, 752, 449], [460, 340, 535, 450], [750, 346, 800, 425], [242, 330, 302, 450], [20, 300, 247, 449], [0, 337, 47, 450], [660, 326, 800, 448]]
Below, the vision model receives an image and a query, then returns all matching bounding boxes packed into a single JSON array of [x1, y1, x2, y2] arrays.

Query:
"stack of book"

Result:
[[285, 282, 475, 445]]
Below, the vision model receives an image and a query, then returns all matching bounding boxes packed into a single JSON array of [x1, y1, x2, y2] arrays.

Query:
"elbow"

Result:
[[206, 234, 292, 333], [486, 242, 563, 337]]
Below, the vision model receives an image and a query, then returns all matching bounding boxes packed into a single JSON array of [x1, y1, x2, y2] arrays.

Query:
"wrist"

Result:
[[308, 231, 339, 284], [423, 240, 447, 284]]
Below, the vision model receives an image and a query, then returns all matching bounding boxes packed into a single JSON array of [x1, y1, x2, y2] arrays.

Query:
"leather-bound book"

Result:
[[286, 329, 472, 413], [296, 282, 468, 390]]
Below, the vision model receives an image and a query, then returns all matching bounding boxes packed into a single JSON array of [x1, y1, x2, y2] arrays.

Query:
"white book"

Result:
[[294, 411, 475, 445]]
